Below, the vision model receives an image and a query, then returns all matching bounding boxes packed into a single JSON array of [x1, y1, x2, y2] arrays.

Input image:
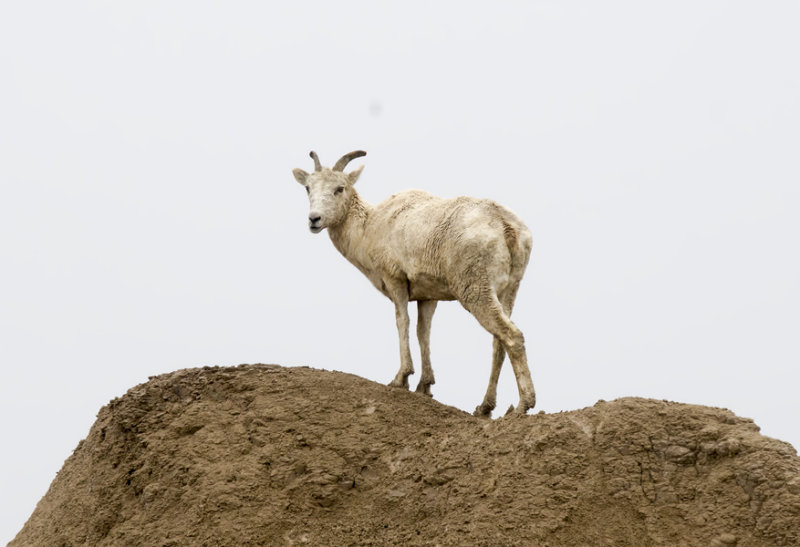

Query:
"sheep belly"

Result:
[[407, 272, 456, 301]]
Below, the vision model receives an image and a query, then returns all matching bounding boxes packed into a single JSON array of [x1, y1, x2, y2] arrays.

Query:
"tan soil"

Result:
[[10, 364, 800, 546]]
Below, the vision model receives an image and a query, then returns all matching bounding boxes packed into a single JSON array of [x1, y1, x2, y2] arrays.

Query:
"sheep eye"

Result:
[[305, 186, 310, 194], [334, 186, 345, 196]]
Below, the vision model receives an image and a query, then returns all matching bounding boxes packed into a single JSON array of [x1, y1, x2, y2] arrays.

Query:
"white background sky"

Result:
[[1, 1, 798, 542]]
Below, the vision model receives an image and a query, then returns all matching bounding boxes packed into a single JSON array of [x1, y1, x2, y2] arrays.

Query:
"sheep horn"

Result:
[[309, 151, 322, 172], [332, 150, 367, 171]]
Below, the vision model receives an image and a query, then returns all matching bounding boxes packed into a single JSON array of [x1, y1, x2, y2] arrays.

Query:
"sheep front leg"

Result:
[[387, 284, 414, 389], [415, 300, 437, 396]]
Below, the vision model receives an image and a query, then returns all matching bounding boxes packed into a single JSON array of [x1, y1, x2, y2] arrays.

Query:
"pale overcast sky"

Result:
[[1, 1, 798, 542]]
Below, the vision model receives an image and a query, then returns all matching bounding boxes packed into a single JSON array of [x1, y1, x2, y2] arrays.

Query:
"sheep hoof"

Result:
[[513, 398, 536, 415], [415, 383, 433, 396], [473, 404, 493, 418], [388, 378, 409, 390]]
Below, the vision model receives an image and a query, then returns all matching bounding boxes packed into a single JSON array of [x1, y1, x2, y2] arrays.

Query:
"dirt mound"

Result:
[[10, 365, 800, 546]]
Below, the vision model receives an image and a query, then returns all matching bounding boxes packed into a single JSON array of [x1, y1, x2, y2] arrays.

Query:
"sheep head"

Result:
[[293, 150, 366, 233]]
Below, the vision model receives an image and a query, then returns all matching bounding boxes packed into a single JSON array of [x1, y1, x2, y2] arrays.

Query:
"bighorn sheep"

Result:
[[292, 150, 535, 415]]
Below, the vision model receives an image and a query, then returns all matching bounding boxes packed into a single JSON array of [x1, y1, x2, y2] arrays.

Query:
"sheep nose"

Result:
[[309, 215, 321, 224]]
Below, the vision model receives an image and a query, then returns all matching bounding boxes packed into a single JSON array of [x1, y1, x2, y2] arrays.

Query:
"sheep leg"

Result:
[[415, 300, 437, 396], [387, 283, 414, 389], [465, 293, 535, 415], [474, 285, 520, 417], [474, 337, 505, 417]]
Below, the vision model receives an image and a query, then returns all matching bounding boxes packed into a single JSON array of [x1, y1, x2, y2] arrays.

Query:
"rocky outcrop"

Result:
[[11, 365, 800, 546]]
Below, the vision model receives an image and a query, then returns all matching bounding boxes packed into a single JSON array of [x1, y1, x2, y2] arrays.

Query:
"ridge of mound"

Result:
[[11, 364, 800, 546]]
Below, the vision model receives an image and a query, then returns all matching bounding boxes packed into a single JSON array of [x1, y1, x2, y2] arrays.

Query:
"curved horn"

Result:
[[332, 150, 367, 172], [309, 150, 322, 172]]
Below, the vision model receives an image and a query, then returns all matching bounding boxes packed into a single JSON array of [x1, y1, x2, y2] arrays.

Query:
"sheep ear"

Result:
[[348, 165, 364, 185], [293, 168, 309, 185]]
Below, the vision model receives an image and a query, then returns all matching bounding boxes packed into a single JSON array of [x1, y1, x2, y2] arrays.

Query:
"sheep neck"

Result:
[[328, 191, 373, 265]]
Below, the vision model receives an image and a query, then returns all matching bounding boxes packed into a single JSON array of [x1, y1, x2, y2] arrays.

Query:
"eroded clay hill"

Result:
[[11, 365, 800, 546]]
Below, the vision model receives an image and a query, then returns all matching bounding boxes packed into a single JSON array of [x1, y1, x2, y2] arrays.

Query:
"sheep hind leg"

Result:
[[473, 286, 517, 417], [473, 337, 505, 417], [466, 292, 535, 415], [415, 300, 437, 396]]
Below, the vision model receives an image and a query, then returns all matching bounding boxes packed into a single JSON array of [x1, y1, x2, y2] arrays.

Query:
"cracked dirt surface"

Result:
[[11, 364, 800, 546]]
